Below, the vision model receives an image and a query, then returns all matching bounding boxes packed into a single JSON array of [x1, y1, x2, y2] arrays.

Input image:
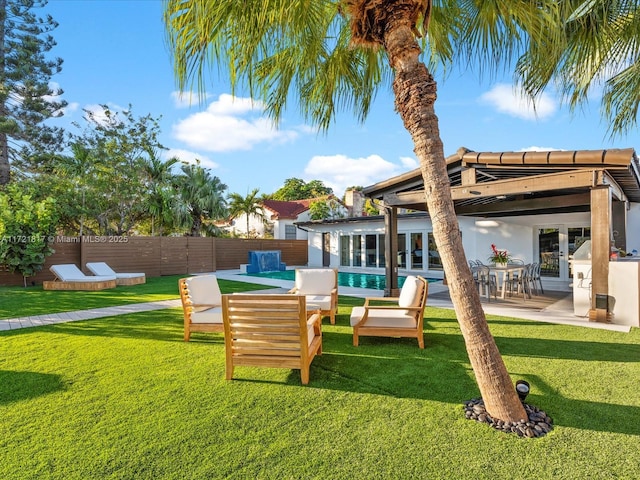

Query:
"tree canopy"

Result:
[[227, 188, 265, 238], [515, 0, 640, 137], [271, 178, 333, 201], [0, 0, 66, 184]]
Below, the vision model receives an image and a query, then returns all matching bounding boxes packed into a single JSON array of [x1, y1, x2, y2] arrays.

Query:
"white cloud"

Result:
[[519, 146, 564, 152], [304, 154, 404, 197], [480, 84, 557, 120], [164, 148, 219, 171], [171, 91, 212, 109], [82, 103, 127, 126], [172, 94, 300, 152], [400, 156, 419, 169], [63, 102, 80, 114]]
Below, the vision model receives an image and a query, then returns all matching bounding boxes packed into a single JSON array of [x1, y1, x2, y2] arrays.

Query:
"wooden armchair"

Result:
[[288, 268, 338, 324], [178, 275, 223, 341], [350, 275, 428, 348], [222, 294, 322, 385]]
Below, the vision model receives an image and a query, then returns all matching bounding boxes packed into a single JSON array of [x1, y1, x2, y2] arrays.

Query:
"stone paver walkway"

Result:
[[0, 299, 182, 331]]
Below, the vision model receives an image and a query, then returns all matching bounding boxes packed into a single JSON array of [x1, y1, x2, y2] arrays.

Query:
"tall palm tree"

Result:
[[227, 188, 266, 238], [164, 0, 558, 422], [53, 142, 95, 237], [176, 161, 228, 237], [515, 0, 640, 137], [142, 153, 180, 236]]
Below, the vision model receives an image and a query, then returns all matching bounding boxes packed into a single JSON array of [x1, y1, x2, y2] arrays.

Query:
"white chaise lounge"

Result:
[[86, 262, 146, 286], [43, 264, 117, 291]]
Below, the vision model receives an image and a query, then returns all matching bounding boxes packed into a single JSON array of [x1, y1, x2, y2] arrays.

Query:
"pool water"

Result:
[[242, 270, 436, 290]]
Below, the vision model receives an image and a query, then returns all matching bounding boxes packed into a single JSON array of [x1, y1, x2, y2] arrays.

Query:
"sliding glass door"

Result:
[[537, 224, 590, 280]]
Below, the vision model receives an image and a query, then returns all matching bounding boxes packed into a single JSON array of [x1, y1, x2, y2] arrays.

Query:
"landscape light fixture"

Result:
[[515, 380, 530, 402]]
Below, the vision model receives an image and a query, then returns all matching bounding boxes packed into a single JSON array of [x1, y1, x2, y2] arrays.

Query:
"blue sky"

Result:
[[45, 0, 638, 198]]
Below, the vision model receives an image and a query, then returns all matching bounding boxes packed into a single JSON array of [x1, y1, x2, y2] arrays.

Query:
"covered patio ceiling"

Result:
[[363, 147, 640, 217]]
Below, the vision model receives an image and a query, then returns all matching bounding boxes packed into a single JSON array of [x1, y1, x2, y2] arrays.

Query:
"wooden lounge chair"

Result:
[[287, 268, 338, 324], [86, 262, 145, 286], [350, 275, 428, 348], [178, 275, 223, 341], [222, 294, 323, 385], [43, 264, 117, 291]]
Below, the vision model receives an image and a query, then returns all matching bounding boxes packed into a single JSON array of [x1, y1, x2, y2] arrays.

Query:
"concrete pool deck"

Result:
[[218, 268, 631, 333]]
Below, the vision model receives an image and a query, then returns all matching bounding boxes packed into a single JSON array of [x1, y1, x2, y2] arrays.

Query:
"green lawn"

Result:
[[0, 283, 639, 479], [0, 275, 273, 319]]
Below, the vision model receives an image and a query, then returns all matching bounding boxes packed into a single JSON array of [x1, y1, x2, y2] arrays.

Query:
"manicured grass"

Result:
[[0, 290, 639, 479], [0, 275, 275, 319]]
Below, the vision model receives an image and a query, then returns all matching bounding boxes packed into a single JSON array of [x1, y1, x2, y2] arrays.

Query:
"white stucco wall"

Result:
[[274, 211, 311, 240], [627, 203, 640, 252], [228, 212, 268, 237], [306, 230, 324, 266], [302, 210, 608, 291], [229, 210, 311, 240]]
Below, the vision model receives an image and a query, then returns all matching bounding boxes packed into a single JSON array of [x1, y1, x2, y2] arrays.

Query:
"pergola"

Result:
[[362, 147, 640, 322]]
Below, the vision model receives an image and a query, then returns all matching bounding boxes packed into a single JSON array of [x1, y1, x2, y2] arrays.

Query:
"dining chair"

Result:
[[506, 263, 532, 300], [530, 263, 544, 295], [476, 265, 497, 301]]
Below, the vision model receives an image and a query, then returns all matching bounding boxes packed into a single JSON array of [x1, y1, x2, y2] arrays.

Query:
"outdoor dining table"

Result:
[[488, 264, 526, 299]]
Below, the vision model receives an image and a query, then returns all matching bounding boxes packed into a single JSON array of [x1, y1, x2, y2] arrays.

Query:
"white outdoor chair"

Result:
[[179, 274, 223, 341], [288, 268, 338, 324], [350, 275, 428, 348]]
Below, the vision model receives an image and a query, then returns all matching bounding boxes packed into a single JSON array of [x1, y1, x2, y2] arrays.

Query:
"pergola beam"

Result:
[[451, 169, 599, 201], [456, 193, 591, 215], [382, 169, 603, 208]]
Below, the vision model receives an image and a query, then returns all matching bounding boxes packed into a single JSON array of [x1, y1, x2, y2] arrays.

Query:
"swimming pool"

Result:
[[242, 270, 436, 290]]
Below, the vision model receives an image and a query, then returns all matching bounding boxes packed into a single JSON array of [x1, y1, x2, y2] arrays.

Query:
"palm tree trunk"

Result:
[[385, 19, 526, 422]]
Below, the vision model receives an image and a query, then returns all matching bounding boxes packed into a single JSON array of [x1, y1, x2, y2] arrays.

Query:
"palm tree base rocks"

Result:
[[464, 398, 554, 438]]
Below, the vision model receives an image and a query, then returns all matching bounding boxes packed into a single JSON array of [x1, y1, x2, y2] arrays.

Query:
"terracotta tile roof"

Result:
[[262, 199, 312, 220]]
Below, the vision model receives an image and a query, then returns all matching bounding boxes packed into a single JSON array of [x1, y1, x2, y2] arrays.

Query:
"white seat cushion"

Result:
[[86, 262, 116, 276], [191, 307, 222, 324], [304, 294, 332, 311], [114, 272, 145, 279], [50, 264, 116, 282], [185, 275, 222, 306], [350, 306, 417, 328], [307, 323, 316, 346], [398, 276, 423, 308], [295, 269, 335, 295], [87, 262, 144, 279]]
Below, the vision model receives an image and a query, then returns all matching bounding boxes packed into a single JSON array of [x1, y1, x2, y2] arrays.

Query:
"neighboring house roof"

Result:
[[262, 199, 312, 220], [262, 196, 347, 220]]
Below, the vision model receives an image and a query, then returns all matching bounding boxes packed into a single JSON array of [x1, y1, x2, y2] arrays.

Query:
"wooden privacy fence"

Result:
[[0, 237, 308, 287]]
